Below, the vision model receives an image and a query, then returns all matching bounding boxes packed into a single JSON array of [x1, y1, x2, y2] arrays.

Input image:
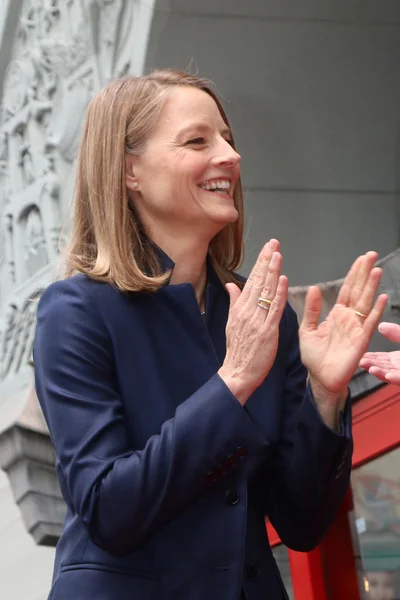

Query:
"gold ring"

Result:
[[258, 296, 273, 310], [354, 310, 368, 319], [258, 302, 270, 311]]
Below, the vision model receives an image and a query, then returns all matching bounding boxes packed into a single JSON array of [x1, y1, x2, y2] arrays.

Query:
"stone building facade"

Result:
[[0, 2, 157, 598], [0, 1, 399, 599]]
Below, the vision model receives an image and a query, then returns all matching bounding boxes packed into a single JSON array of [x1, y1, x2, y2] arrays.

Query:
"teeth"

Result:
[[200, 180, 230, 192]]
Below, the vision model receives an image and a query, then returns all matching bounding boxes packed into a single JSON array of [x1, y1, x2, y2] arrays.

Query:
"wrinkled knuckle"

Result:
[[268, 261, 278, 275], [261, 285, 272, 298], [251, 273, 265, 288], [236, 310, 247, 326], [270, 298, 280, 312], [258, 251, 269, 263]]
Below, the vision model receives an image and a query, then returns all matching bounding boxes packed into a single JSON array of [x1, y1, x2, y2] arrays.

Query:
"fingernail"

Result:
[[271, 252, 279, 265], [269, 239, 278, 250]]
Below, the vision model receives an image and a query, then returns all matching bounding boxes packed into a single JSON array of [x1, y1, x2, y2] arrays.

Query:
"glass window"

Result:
[[272, 544, 294, 600], [352, 448, 400, 600]]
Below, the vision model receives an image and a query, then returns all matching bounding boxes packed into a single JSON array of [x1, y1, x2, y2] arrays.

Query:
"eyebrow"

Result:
[[177, 122, 232, 138]]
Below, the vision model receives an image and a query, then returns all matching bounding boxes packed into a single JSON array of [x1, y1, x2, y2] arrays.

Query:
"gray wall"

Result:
[[147, 0, 400, 284]]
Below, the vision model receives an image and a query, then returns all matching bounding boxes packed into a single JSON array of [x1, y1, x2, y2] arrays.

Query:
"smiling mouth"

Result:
[[199, 179, 233, 195]]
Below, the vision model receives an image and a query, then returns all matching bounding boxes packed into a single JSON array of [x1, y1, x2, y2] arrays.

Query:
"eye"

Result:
[[186, 137, 206, 145], [225, 138, 234, 147]]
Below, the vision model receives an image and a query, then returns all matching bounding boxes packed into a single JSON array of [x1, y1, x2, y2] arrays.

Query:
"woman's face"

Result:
[[367, 571, 396, 600], [127, 86, 241, 239]]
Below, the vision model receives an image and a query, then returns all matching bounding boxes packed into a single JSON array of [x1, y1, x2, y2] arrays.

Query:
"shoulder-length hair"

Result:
[[64, 69, 244, 292]]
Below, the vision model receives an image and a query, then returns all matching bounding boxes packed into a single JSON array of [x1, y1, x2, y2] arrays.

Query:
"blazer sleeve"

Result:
[[33, 279, 267, 556], [263, 303, 353, 552]]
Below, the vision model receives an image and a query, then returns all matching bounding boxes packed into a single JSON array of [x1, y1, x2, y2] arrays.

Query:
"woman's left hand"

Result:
[[299, 252, 388, 404]]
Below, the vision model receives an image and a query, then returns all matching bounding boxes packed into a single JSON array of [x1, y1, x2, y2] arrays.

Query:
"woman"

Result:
[[33, 70, 387, 600]]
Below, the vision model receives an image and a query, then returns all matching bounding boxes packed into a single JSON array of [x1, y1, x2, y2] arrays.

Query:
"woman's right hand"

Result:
[[218, 239, 288, 406]]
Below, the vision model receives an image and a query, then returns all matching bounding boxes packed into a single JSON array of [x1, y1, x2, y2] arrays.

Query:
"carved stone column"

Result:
[[39, 178, 62, 261], [3, 211, 15, 283], [0, 383, 65, 546]]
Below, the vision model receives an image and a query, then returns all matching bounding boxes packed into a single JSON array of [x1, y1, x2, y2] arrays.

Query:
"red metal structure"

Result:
[[267, 383, 400, 599]]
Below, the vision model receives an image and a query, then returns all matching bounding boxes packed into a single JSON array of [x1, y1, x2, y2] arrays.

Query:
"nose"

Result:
[[213, 138, 241, 169]]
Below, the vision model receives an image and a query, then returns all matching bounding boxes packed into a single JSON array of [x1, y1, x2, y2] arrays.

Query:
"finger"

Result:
[[359, 353, 394, 370], [363, 294, 389, 341], [368, 366, 392, 383], [226, 283, 242, 309], [378, 322, 400, 344], [368, 366, 400, 385], [301, 286, 322, 332], [257, 252, 282, 315], [349, 251, 378, 308], [384, 370, 400, 385], [241, 239, 279, 303], [336, 255, 364, 306], [264, 275, 288, 326], [354, 267, 382, 318]]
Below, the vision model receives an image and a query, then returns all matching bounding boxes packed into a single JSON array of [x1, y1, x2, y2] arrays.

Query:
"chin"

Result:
[[204, 206, 239, 235], [213, 205, 239, 225]]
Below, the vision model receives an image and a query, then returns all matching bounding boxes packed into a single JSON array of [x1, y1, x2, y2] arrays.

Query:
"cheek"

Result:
[[186, 154, 209, 179], [138, 152, 210, 215], [170, 150, 209, 184]]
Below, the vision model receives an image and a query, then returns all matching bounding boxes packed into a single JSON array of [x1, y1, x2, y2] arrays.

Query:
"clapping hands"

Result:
[[220, 243, 388, 416]]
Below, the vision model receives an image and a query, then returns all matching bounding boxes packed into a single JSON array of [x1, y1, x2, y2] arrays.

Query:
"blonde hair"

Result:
[[64, 69, 244, 292]]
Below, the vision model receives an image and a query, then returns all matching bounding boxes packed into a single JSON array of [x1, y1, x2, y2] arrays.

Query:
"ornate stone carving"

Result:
[[0, 130, 8, 175], [2, 210, 15, 283], [2, 61, 33, 118], [0, 133, 9, 274], [18, 0, 60, 44], [0, 291, 43, 380], [0, 302, 19, 379], [23, 206, 48, 277], [20, 145, 35, 187]]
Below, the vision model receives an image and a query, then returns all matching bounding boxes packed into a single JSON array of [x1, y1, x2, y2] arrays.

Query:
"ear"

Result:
[[125, 155, 140, 192]]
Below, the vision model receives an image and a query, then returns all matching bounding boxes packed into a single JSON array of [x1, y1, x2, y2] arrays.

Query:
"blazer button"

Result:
[[247, 564, 261, 579], [335, 469, 343, 480], [235, 446, 248, 459], [225, 490, 240, 506], [207, 471, 218, 484], [227, 455, 237, 468], [216, 463, 228, 477]]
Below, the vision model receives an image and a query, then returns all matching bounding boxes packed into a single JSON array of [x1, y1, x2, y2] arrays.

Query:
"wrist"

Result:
[[218, 367, 253, 406], [308, 376, 348, 433], [308, 376, 348, 407]]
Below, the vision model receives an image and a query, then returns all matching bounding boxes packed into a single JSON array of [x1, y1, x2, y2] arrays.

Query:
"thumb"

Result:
[[225, 283, 242, 308], [378, 322, 400, 344], [301, 286, 322, 332]]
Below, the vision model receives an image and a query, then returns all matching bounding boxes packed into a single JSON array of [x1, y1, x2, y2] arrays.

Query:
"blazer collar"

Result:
[[149, 238, 221, 291], [152, 242, 176, 274]]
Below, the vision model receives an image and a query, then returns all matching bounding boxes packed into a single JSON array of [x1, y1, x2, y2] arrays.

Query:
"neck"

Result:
[[151, 231, 210, 310]]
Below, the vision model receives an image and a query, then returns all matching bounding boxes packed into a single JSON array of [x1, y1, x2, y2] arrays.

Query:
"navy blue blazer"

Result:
[[33, 253, 353, 600]]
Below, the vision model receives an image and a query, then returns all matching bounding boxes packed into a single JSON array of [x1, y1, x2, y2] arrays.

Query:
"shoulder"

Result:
[[36, 274, 122, 329], [34, 276, 115, 373], [39, 274, 119, 308]]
